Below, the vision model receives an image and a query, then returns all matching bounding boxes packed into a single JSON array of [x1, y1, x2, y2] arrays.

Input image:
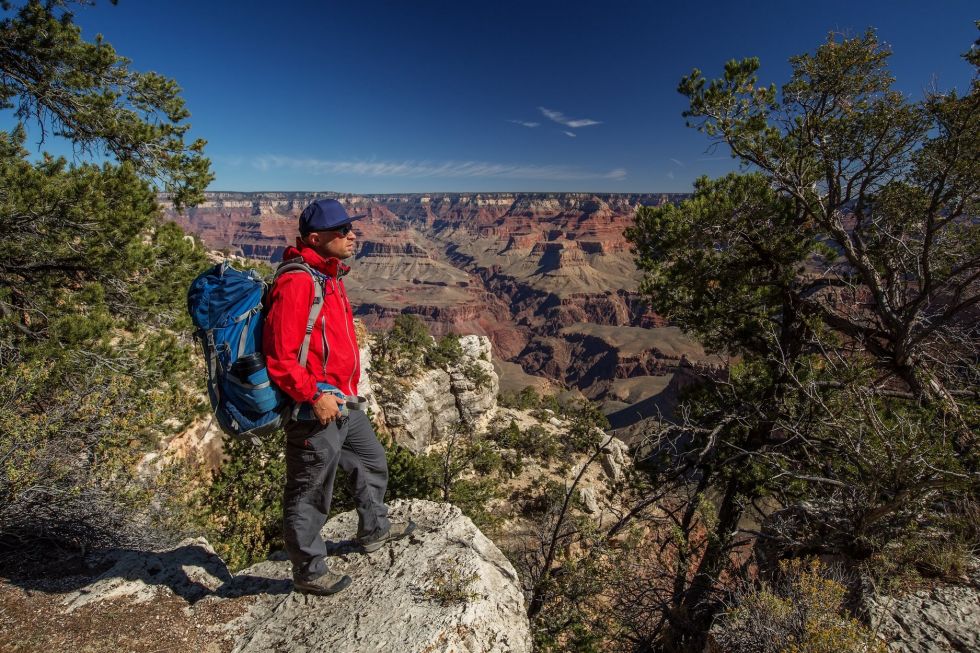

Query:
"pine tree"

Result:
[[0, 1, 212, 558]]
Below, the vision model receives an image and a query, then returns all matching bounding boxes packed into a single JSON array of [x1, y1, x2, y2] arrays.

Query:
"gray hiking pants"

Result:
[[283, 410, 390, 579]]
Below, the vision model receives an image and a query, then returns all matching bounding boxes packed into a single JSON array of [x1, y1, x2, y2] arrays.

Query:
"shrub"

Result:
[[713, 559, 886, 653], [424, 565, 480, 606], [489, 420, 561, 463], [187, 432, 286, 571], [426, 332, 464, 369], [371, 314, 433, 377]]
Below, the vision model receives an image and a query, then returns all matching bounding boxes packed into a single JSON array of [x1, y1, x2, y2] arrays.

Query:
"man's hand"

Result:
[[312, 393, 345, 425]]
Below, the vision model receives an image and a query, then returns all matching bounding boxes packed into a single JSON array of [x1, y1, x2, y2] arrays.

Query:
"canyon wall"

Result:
[[163, 191, 711, 423]]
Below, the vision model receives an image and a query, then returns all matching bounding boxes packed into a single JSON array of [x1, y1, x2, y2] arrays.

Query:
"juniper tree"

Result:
[[626, 28, 978, 651]]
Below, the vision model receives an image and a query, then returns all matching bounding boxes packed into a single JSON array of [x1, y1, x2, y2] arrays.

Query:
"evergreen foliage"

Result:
[[0, 0, 212, 208], [0, 0, 212, 559], [371, 313, 490, 406], [623, 27, 979, 650]]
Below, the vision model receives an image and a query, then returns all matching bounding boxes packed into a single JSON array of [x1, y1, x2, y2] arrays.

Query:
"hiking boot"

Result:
[[357, 519, 417, 553], [293, 569, 352, 595]]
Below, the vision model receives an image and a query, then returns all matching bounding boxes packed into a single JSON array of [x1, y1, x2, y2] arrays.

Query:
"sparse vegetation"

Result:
[[488, 420, 561, 465], [424, 565, 481, 606], [713, 560, 886, 653], [184, 433, 286, 571], [370, 314, 492, 406]]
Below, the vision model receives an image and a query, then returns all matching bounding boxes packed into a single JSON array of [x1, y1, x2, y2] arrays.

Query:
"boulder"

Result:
[[235, 500, 530, 652], [63, 537, 233, 611], [382, 368, 458, 451], [579, 487, 600, 514], [599, 435, 630, 484], [57, 500, 531, 653]]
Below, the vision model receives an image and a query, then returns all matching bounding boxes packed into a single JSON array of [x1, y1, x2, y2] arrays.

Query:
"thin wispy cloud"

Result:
[[538, 106, 602, 129], [253, 155, 626, 181], [508, 120, 540, 128], [213, 154, 245, 167], [563, 131, 576, 138], [667, 170, 675, 180], [669, 158, 684, 167]]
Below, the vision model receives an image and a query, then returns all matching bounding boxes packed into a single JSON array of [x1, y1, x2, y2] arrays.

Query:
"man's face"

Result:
[[304, 224, 356, 260]]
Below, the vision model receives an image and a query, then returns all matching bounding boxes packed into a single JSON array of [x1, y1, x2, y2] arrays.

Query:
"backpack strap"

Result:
[[202, 328, 220, 405], [274, 261, 326, 420], [298, 275, 324, 368], [274, 261, 325, 366]]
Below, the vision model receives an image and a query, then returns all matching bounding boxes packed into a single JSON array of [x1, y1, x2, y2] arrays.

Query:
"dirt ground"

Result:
[[0, 577, 254, 653]]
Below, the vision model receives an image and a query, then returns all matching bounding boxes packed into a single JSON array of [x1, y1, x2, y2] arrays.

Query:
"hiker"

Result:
[[263, 198, 415, 595]]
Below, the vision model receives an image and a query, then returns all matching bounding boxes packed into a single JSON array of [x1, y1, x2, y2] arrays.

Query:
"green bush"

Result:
[[499, 386, 544, 410], [489, 420, 561, 463], [188, 433, 286, 571], [371, 314, 433, 377], [427, 332, 464, 368]]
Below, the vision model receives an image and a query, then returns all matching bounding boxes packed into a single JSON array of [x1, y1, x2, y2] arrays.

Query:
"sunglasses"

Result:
[[308, 224, 353, 237]]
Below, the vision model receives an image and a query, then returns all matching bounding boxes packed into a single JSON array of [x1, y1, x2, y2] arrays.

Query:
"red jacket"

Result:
[[264, 245, 360, 402]]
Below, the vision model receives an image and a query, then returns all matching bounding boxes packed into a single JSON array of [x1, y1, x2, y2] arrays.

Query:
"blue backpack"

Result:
[[187, 261, 324, 444]]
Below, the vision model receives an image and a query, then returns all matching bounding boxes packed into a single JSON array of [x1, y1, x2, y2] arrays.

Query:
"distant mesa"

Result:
[[357, 240, 430, 258], [162, 191, 696, 415]]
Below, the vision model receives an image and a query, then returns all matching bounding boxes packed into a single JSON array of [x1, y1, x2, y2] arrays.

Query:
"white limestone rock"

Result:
[[458, 334, 492, 362], [58, 501, 532, 653], [356, 343, 383, 418], [450, 346, 500, 431], [863, 563, 980, 653], [600, 435, 630, 484], [378, 335, 501, 453], [383, 368, 458, 452], [579, 487, 600, 514], [235, 500, 531, 653], [62, 537, 233, 611]]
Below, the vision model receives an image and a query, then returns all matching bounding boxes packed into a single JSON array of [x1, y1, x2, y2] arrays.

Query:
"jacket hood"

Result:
[[282, 244, 351, 278]]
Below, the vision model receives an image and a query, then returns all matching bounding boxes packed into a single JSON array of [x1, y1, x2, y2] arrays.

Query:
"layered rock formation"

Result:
[[376, 335, 498, 452], [163, 191, 698, 417], [7, 500, 531, 653]]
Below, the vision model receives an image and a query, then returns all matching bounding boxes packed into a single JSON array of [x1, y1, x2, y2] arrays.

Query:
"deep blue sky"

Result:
[[6, 1, 978, 193]]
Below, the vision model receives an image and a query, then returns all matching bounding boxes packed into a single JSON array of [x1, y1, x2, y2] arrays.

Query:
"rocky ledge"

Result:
[[862, 563, 980, 653], [6, 500, 530, 653]]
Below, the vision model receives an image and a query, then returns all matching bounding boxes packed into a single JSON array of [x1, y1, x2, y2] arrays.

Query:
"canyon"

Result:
[[163, 191, 723, 427]]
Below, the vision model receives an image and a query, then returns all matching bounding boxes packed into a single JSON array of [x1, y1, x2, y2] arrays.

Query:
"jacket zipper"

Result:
[[339, 280, 358, 395], [317, 276, 328, 376]]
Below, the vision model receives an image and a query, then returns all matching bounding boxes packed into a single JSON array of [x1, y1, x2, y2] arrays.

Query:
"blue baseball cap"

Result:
[[298, 199, 366, 235]]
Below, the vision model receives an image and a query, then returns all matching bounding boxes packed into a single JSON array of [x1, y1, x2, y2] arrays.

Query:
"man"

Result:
[[264, 198, 415, 595]]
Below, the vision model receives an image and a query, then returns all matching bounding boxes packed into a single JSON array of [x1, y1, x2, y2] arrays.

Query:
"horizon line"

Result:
[[167, 189, 691, 196]]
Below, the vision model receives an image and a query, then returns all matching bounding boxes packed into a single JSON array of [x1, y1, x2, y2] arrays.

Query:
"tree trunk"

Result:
[[665, 476, 745, 653]]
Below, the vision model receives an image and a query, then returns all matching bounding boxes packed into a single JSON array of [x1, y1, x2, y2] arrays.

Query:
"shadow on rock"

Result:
[[3, 539, 292, 606]]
